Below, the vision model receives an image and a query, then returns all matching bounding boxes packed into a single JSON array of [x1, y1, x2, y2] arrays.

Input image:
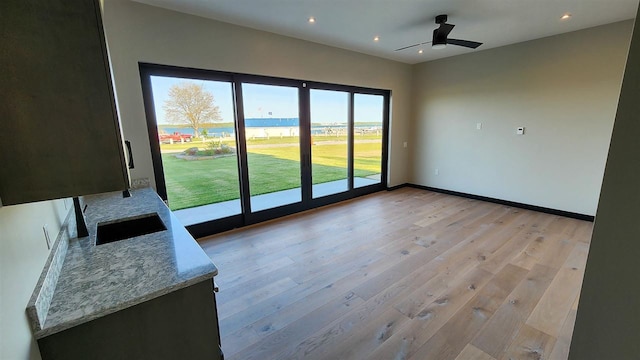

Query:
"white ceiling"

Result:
[[133, 0, 639, 64]]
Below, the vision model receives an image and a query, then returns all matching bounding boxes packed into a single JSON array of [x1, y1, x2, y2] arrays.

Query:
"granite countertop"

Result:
[[28, 188, 218, 339]]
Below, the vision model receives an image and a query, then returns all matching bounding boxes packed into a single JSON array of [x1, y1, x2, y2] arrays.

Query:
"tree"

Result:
[[163, 82, 222, 136]]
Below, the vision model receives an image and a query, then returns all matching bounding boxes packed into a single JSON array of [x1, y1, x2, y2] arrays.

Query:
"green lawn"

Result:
[[160, 133, 382, 152], [162, 138, 382, 211]]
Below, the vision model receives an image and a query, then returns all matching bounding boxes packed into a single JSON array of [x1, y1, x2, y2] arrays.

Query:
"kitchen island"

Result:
[[27, 188, 221, 359]]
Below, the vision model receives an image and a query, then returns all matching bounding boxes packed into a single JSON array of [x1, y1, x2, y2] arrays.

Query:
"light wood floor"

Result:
[[198, 188, 592, 360]]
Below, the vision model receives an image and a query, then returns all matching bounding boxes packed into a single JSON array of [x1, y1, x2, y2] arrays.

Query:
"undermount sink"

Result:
[[96, 213, 166, 245]]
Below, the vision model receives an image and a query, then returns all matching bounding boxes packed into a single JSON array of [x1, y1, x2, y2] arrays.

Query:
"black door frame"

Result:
[[139, 63, 390, 238]]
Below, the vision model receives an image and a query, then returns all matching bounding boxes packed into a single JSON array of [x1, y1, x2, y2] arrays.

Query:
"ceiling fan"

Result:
[[395, 14, 483, 52]]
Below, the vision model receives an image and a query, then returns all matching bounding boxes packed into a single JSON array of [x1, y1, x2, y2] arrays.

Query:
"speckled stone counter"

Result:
[[28, 188, 218, 339]]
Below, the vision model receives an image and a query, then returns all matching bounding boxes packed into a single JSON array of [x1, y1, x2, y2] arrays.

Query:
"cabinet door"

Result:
[[37, 280, 221, 360], [0, 0, 128, 205]]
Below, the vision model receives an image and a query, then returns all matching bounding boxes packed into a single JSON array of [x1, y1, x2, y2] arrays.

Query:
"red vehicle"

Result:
[[159, 131, 193, 144]]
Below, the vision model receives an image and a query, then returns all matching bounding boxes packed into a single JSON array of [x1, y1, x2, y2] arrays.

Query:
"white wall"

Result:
[[101, 0, 413, 189], [0, 199, 68, 360], [569, 7, 640, 359], [410, 21, 633, 215]]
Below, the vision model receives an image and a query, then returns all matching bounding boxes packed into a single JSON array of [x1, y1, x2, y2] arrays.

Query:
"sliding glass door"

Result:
[[241, 83, 302, 211], [354, 93, 384, 188], [310, 89, 349, 198], [140, 64, 389, 236], [146, 75, 242, 226]]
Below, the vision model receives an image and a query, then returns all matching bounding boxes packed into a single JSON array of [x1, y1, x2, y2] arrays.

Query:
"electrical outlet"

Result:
[[403, 141, 408, 148], [435, 168, 439, 176], [43, 225, 52, 250], [131, 177, 150, 189], [476, 123, 482, 130]]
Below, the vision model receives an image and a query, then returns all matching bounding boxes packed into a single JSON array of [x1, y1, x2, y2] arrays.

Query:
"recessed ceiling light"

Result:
[[418, 49, 424, 54], [308, 17, 316, 23], [373, 36, 380, 42], [561, 13, 572, 20]]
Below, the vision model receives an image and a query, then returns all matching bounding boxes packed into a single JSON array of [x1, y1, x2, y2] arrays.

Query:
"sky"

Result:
[[150, 75, 383, 125]]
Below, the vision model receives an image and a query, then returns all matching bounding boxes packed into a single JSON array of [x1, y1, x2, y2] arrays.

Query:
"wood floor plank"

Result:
[[215, 255, 295, 288], [512, 226, 575, 269], [376, 201, 497, 256], [316, 306, 411, 360], [228, 291, 364, 360], [548, 310, 578, 360], [285, 295, 407, 359], [284, 258, 450, 359], [216, 264, 301, 304], [217, 277, 299, 319], [410, 205, 516, 255], [470, 264, 557, 358], [479, 213, 553, 274], [352, 243, 448, 301], [537, 236, 576, 270], [196, 188, 592, 360], [219, 248, 384, 334], [525, 267, 581, 338], [221, 255, 388, 357], [364, 267, 492, 359], [455, 344, 498, 360], [393, 268, 462, 319], [287, 240, 389, 284], [525, 239, 589, 337], [403, 264, 529, 360], [201, 191, 402, 266], [501, 324, 556, 360], [353, 208, 502, 304], [574, 221, 594, 244], [412, 197, 474, 227], [392, 238, 497, 319], [509, 216, 576, 271]]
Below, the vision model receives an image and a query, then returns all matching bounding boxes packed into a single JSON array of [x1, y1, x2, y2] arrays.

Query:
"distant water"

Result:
[[245, 118, 298, 127], [160, 117, 378, 136], [161, 127, 235, 136]]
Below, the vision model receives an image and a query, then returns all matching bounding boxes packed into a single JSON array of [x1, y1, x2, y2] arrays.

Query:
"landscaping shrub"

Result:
[[184, 147, 199, 156]]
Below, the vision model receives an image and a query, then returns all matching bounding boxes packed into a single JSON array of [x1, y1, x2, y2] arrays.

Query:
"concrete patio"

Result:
[[174, 177, 379, 226]]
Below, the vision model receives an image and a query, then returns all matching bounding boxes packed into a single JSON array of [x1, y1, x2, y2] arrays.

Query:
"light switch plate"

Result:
[[516, 127, 525, 135]]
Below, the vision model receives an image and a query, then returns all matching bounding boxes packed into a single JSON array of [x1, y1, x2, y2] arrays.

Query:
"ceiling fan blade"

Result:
[[447, 38, 483, 49], [438, 23, 455, 37], [394, 41, 431, 52]]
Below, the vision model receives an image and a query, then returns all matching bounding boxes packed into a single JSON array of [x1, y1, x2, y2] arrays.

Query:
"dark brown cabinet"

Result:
[[38, 280, 222, 360], [0, 0, 128, 205]]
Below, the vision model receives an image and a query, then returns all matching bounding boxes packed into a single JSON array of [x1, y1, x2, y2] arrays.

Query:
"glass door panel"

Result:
[[241, 83, 301, 211], [148, 76, 241, 225], [353, 93, 384, 188], [310, 89, 349, 198]]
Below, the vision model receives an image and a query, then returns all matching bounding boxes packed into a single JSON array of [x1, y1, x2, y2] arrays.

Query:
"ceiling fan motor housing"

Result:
[[433, 15, 450, 48], [433, 28, 447, 46], [435, 14, 448, 24]]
